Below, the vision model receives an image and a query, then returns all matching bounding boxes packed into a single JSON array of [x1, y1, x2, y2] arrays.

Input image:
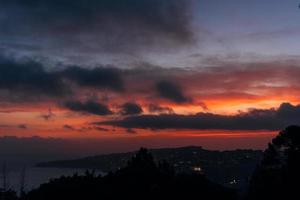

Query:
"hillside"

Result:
[[37, 146, 263, 188]]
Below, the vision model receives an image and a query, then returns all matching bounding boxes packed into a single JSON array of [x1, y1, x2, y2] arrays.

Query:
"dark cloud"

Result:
[[93, 126, 110, 132], [18, 124, 27, 129], [199, 102, 208, 111], [0, 56, 68, 98], [79, 126, 111, 132], [156, 80, 191, 103], [62, 66, 123, 91], [126, 128, 137, 134], [41, 108, 56, 121], [63, 124, 110, 132], [0, 0, 194, 53], [120, 102, 143, 116], [148, 104, 174, 114], [63, 125, 75, 131], [276, 103, 300, 122], [63, 100, 113, 116], [0, 124, 27, 129], [0, 125, 10, 128], [0, 56, 124, 101], [98, 103, 300, 131]]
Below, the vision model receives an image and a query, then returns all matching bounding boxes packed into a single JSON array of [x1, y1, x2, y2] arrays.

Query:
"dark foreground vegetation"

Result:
[[1, 125, 300, 200], [247, 125, 300, 200], [27, 148, 236, 200], [38, 146, 263, 188]]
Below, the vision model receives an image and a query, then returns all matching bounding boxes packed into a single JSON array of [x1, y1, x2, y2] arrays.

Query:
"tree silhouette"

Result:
[[248, 125, 300, 200]]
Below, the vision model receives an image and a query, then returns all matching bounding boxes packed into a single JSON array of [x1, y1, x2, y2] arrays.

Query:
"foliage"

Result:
[[247, 125, 300, 200]]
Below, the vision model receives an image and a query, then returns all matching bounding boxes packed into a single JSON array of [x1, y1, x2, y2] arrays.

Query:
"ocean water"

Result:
[[1, 166, 101, 193]]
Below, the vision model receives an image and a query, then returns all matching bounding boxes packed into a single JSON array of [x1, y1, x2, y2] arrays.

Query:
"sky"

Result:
[[1, 0, 300, 151]]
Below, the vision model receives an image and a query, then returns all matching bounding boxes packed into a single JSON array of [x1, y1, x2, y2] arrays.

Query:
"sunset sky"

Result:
[[1, 0, 300, 150]]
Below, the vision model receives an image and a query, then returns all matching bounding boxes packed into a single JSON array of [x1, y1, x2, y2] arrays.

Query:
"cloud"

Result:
[[156, 80, 191, 103], [63, 125, 76, 131], [122, 62, 300, 106], [0, 0, 194, 54], [62, 66, 123, 91], [98, 103, 300, 131], [3, 56, 300, 112], [63, 100, 113, 116], [199, 102, 208, 111], [276, 103, 300, 122], [0, 56, 124, 102], [18, 124, 27, 129], [93, 126, 110, 132], [120, 102, 143, 115], [63, 124, 110, 132], [126, 128, 137, 134], [0, 56, 68, 98], [0, 124, 28, 129], [41, 108, 56, 121], [148, 104, 174, 114]]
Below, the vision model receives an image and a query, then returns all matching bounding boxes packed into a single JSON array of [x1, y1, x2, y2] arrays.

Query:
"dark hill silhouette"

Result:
[[247, 125, 300, 200], [37, 146, 263, 188], [23, 148, 237, 200]]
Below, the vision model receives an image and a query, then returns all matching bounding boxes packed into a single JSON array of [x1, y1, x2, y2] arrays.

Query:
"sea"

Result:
[[1, 164, 102, 194]]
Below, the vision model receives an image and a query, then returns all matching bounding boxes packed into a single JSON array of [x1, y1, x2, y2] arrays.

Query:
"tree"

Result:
[[248, 125, 300, 200]]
